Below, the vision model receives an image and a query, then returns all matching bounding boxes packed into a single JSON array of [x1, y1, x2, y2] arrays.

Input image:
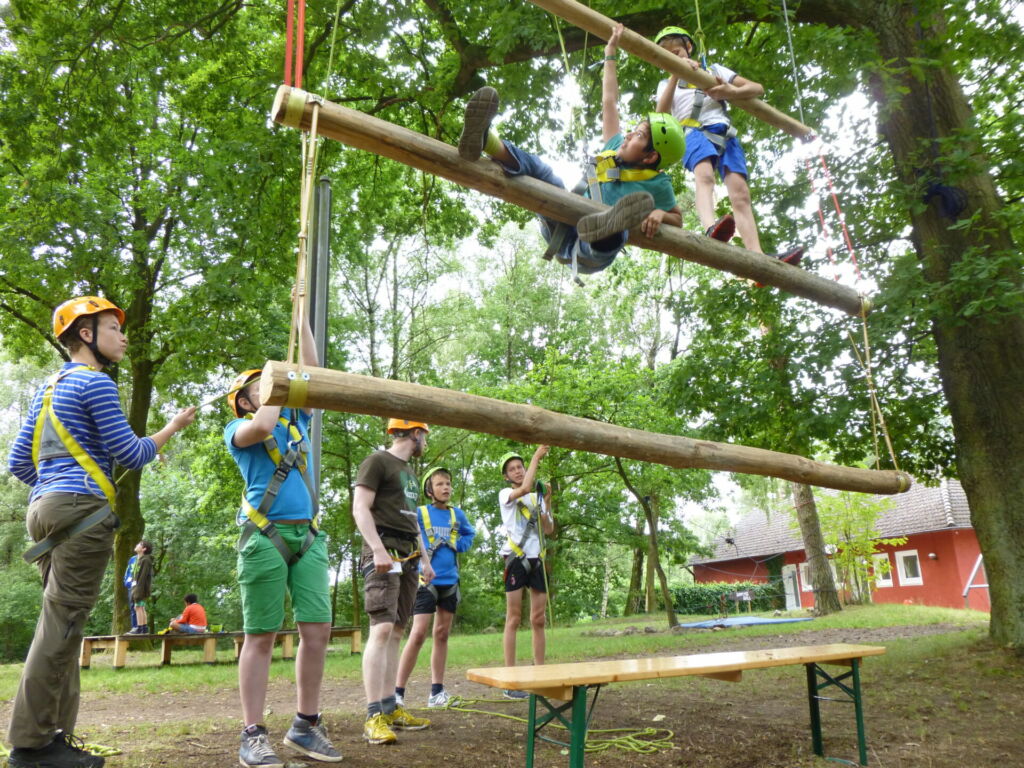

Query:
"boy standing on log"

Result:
[[6, 296, 195, 768], [498, 446, 554, 699], [395, 466, 476, 709], [459, 23, 699, 276], [224, 306, 341, 767], [353, 419, 435, 745], [654, 25, 803, 264]]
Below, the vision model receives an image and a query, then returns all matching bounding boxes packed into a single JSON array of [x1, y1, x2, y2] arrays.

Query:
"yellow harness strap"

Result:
[[507, 493, 539, 559], [31, 365, 117, 510], [588, 150, 661, 185]]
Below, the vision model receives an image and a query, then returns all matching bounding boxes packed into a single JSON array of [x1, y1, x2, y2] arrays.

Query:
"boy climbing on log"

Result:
[[498, 446, 554, 699], [459, 23, 706, 276], [654, 25, 803, 264]]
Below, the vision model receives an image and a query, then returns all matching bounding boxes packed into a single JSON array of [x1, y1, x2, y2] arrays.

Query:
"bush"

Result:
[[672, 581, 783, 615]]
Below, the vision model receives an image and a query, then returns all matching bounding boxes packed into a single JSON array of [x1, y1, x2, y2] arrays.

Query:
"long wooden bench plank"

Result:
[[467, 643, 885, 692], [467, 643, 886, 768]]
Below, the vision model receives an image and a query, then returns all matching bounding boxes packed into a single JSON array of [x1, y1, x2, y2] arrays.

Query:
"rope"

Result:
[[288, 101, 321, 371], [325, 0, 344, 89], [691, 0, 708, 68], [779, 0, 806, 126], [426, 695, 676, 756]]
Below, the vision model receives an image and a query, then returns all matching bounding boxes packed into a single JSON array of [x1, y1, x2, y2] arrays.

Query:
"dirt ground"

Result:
[[5, 622, 1022, 768]]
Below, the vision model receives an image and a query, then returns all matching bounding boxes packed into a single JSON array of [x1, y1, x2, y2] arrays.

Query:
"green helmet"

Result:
[[499, 452, 524, 475], [648, 113, 686, 169], [421, 466, 452, 499], [654, 25, 695, 48]]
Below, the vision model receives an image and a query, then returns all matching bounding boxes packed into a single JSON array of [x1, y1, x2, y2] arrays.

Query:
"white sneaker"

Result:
[[427, 689, 452, 709]]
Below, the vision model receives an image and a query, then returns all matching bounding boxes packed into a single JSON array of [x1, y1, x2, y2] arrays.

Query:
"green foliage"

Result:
[[672, 580, 782, 615]]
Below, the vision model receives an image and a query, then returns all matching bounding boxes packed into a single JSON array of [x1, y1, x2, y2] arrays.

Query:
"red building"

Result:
[[690, 479, 989, 612]]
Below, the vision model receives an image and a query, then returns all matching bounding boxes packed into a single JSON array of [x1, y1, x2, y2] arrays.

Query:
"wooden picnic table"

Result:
[[467, 643, 886, 767], [80, 625, 361, 669]]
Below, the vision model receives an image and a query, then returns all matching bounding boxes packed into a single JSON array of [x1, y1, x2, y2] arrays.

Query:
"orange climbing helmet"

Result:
[[386, 418, 430, 434], [227, 369, 262, 417], [52, 296, 125, 340]]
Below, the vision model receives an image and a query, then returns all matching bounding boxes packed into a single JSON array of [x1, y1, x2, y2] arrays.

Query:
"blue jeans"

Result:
[[500, 142, 626, 274]]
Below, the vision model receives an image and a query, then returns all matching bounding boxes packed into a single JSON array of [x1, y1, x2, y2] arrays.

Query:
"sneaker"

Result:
[[363, 713, 397, 745], [502, 689, 529, 700], [772, 245, 804, 266], [705, 214, 735, 243], [458, 86, 499, 161], [125, 626, 147, 635], [8, 732, 104, 768], [239, 725, 283, 768], [427, 689, 452, 709], [387, 705, 430, 730], [283, 715, 342, 762], [576, 192, 655, 243]]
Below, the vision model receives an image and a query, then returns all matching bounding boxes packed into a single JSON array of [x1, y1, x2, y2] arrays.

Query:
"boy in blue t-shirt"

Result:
[[394, 467, 476, 709], [458, 23, 685, 275], [223, 305, 341, 767]]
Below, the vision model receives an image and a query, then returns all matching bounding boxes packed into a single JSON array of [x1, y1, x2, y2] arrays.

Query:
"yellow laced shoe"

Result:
[[388, 705, 431, 730], [363, 713, 397, 745]]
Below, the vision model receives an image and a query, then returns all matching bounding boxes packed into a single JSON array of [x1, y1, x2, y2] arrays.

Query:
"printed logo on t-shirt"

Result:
[[400, 470, 419, 510]]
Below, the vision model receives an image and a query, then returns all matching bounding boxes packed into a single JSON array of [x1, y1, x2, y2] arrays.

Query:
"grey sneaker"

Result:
[[576, 192, 655, 243], [283, 715, 342, 762], [8, 732, 104, 768], [502, 688, 529, 700], [458, 86, 499, 161], [427, 689, 453, 708], [239, 726, 283, 768]]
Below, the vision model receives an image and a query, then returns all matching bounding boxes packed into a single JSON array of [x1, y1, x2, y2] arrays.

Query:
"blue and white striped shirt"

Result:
[[8, 362, 158, 502]]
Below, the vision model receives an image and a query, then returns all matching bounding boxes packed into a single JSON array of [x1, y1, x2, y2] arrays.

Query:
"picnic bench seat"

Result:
[[80, 625, 361, 669], [467, 643, 886, 768]]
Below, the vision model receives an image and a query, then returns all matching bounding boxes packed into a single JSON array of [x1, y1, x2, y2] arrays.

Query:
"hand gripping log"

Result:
[[272, 86, 868, 316], [260, 361, 910, 495]]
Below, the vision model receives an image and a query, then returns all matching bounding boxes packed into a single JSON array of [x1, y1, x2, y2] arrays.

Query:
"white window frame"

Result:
[[872, 553, 893, 588], [895, 549, 924, 586], [798, 562, 813, 591]]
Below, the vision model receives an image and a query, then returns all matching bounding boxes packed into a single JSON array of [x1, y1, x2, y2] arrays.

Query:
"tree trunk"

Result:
[[644, 496, 678, 627], [865, 1, 1024, 646], [624, 514, 645, 616], [792, 482, 842, 615], [600, 544, 611, 618]]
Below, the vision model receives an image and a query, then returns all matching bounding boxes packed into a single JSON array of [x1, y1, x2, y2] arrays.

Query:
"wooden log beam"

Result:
[[260, 361, 911, 495], [272, 86, 867, 317], [526, 0, 814, 140]]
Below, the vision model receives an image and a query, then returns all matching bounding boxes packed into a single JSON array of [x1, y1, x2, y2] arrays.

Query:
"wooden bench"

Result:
[[80, 625, 361, 669], [467, 643, 886, 768], [232, 626, 362, 660]]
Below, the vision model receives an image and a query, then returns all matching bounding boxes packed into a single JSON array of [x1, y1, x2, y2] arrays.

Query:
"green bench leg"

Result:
[[805, 659, 869, 766]]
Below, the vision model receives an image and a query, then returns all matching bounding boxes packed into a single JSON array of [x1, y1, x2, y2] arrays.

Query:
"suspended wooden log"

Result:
[[260, 361, 911, 495], [272, 86, 867, 317], [526, 0, 814, 140]]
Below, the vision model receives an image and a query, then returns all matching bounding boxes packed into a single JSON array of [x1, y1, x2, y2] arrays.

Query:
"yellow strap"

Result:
[[285, 376, 309, 408], [241, 496, 319, 534], [31, 366, 117, 511], [593, 151, 660, 183], [506, 494, 536, 557], [420, 504, 458, 549]]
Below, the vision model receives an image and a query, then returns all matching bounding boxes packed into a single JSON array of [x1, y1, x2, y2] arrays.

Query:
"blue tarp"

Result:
[[677, 616, 814, 629]]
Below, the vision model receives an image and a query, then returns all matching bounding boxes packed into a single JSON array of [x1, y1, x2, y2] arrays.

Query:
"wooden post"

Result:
[[525, 0, 813, 139], [271, 86, 867, 317], [260, 361, 911, 495]]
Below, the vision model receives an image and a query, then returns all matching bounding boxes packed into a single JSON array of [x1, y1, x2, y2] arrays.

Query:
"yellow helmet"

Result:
[[227, 369, 262, 417], [386, 418, 430, 434], [53, 296, 125, 340]]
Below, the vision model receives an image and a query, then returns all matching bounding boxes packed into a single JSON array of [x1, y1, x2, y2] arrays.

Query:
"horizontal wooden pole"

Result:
[[272, 86, 867, 317], [260, 361, 911, 495], [526, 0, 814, 140]]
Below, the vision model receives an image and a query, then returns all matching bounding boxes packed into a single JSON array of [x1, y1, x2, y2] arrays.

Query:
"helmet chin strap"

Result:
[[86, 315, 112, 369]]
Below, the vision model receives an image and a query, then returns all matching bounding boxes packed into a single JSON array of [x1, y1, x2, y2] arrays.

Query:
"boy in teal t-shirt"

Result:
[[458, 23, 685, 275]]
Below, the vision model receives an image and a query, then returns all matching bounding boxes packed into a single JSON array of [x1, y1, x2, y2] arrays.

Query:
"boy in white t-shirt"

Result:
[[654, 25, 803, 265], [497, 446, 553, 699]]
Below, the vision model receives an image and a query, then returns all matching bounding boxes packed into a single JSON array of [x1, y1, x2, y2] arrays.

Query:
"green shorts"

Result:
[[133, 598, 149, 609], [237, 522, 331, 634]]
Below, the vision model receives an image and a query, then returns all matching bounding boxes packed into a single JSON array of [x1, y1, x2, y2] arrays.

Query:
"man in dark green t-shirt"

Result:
[[353, 419, 435, 745]]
